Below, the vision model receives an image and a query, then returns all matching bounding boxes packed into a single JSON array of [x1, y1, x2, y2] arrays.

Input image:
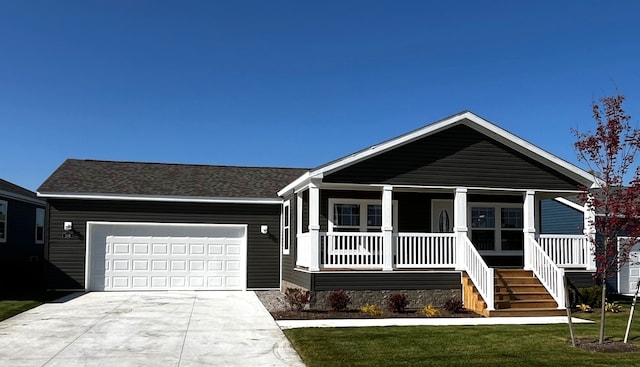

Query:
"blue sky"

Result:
[[2, 1, 640, 191]]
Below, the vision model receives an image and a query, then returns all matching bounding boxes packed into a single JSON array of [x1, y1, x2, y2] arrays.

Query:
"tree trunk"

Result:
[[599, 277, 607, 344]]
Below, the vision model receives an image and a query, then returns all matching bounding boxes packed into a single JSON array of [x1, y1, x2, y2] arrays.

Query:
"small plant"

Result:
[[360, 304, 384, 317], [420, 304, 441, 317], [328, 289, 350, 311], [388, 293, 409, 313], [443, 297, 464, 313], [284, 288, 310, 311], [577, 303, 593, 313], [604, 301, 621, 313], [578, 286, 603, 307]]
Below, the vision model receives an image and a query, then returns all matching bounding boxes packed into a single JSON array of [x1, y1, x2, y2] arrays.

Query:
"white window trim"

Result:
[[0, 200, 7, 243], [297, 192, 304, 235], [328, 198, 398, 232], [35, 207, 45, 244], [468, 202, 523, 255], [282, 200, 291, 255]]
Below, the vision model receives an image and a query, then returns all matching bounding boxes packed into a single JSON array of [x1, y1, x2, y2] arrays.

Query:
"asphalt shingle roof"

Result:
[[0, 178, 37, 199], [38, 159, 309, 199]]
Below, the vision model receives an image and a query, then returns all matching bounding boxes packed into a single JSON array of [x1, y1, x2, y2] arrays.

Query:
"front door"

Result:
[[431, 200, 454, 233]]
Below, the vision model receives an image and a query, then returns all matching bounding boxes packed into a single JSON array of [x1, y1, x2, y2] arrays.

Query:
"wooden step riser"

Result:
[[495, 293, 555, 301], [495, 285, 547, 293], [489, 309, 566, 317], [496, 277, 542, 285], [495, 270, 534, 277], [496, 301, 558, 309]]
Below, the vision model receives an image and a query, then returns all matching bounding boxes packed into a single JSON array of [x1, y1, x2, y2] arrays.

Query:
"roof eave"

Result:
[[36, 192, 282, 204]]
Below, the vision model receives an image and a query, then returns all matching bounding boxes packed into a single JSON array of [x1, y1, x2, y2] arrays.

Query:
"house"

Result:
[[38, 111, 598, 316], [0, 178, 47, 289]]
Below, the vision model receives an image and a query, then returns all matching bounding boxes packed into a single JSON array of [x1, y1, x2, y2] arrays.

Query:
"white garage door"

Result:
[[619, 241, 640, 296], [87, 222, 247, 291]]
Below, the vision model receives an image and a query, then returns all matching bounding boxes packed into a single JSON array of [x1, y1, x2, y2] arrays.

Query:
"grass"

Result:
[[0, 290, 72, 322], [284, 307, 640, 367]]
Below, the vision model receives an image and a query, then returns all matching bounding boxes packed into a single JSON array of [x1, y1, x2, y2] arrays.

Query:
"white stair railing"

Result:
[[460, 235, 494, 311], [527, 234, 565, 309]]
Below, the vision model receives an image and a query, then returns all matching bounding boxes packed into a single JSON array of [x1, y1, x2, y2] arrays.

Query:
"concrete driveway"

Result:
[[0, 291, 305, 367]]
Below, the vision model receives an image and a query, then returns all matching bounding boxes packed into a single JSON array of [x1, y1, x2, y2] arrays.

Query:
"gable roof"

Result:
[[38, 159, 309, 203], [278, 111, 596, 195], [0, 178, 44, 205]]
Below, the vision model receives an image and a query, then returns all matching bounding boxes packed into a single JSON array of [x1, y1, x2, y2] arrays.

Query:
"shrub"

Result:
[[420, 304, 441, 317], [328, 289, 350, 311], [443, 297, 464, 313], [360, 304, 384, 317], [284, 288, 310, 311], [388, 293, 409, 313], [604, 302, 622, 313], [577, 303, 593, 313], [578, 286, 603, 307]]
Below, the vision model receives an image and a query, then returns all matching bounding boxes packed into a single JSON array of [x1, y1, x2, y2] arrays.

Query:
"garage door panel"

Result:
[[90, 224, 246, 291]]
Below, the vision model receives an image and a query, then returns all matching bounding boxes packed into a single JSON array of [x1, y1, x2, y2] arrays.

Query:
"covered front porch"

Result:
[[291, 183, 596, 312]]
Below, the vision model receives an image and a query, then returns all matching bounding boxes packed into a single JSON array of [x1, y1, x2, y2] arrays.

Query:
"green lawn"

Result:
[[284, 309, 640, 367], [0, 291, 72, 322]]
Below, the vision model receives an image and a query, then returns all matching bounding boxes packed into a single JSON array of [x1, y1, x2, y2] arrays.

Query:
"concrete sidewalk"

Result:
[[0, 291, 304, 367], [278, 316, 594, 329]]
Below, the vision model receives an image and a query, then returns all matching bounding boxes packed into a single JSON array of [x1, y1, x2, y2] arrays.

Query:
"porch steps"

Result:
[[463, 269, 565, 317]]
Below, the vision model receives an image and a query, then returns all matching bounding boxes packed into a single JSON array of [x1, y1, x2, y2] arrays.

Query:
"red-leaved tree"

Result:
[[573, 93, 640, 344]]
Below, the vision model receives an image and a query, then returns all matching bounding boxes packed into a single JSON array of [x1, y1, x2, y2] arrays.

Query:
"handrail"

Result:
[[527, 234, 565, 309], [539, 234, 590, 269], [460, 235, 494, 311], [395, 233, 456, 268]]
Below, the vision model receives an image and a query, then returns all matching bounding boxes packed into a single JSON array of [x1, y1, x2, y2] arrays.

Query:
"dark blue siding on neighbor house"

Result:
[[540, 199, 583, 235], [0, 196, 46, 289]]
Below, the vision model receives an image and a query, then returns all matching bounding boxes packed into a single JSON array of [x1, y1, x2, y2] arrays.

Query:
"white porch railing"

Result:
[[296, 233, 311, 268], [395, 233, 456, 268], [460, 235, 494, 311], [527, 234, 565, 309], [539, 234, 591, 269], [321, 232, 384, 268]]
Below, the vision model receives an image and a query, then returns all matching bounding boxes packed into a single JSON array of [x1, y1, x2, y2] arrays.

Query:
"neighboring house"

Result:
[[0, 178, 47, 289], [38, 111, 598, 316]]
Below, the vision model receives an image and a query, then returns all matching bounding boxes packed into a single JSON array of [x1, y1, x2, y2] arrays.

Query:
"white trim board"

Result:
[[38, 192, 281, 204]]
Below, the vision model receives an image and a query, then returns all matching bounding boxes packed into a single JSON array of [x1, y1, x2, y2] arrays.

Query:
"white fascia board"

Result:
[[307, 111, 595, 187], [277, 171, 310, 197], [553, 197, 586, 212], [0, 190, 46, 206], [37, 192, 281, 204]]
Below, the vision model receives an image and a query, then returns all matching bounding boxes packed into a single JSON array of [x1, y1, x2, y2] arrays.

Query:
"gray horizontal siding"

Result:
[[324, 123, 581, 191], [311, 272, 461, 291], [566, 271, 596, 288], [46, 199, 281, 290]]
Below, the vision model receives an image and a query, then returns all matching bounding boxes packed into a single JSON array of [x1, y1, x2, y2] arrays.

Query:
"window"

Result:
[[0, 200, 6, 243], [282, 200, 290, 254], [329, 199, 397, 232], [470, 204, 523, 252], [35, 208, 45, 244]]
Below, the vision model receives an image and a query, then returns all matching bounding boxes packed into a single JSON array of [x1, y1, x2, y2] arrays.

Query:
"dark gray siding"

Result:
[[46, 199, 281, 290], [324, 123, 582, 191], [311, 272, 461, 291], [540, 199, 583, 234], [566, 271, 596, 288], [0, 197, 46, 289]]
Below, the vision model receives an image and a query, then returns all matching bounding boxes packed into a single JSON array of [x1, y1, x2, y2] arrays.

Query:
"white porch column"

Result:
[[454, 188, 468, 270], [382, 185, 394, 271], [308, 181, 321, 271], [584, 193, 597, 271], [523, 190, 536, 270]]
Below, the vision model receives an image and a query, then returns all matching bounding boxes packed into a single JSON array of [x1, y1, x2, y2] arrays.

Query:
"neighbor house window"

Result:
[[282, 200, 290, 255], [0, 200, 6, 243], [35, 208, 45, 244], [470, 204, 523, 252], [329, 199, 397, 232]]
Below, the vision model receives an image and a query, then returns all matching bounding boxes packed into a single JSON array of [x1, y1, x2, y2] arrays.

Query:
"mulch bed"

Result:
[[271, 308, 481, 320], [574, 339, 640, 353]]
